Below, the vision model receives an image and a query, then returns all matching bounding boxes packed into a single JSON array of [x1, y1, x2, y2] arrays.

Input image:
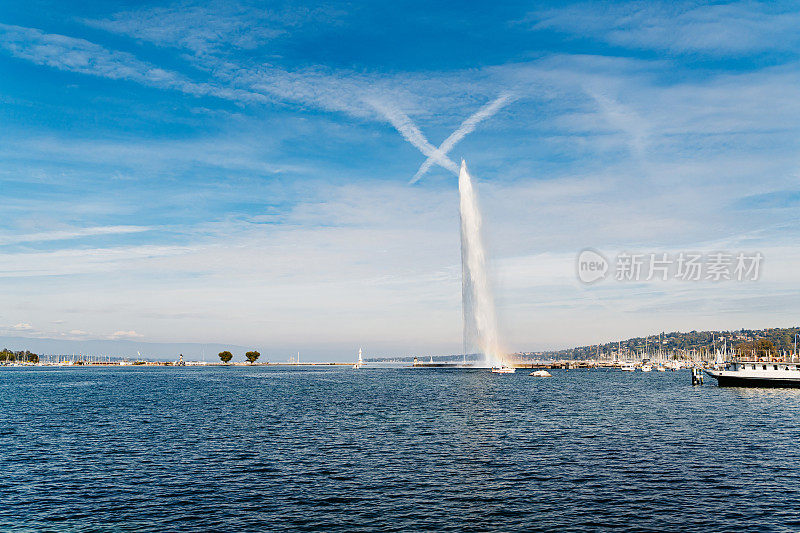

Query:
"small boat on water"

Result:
[[530, 370, 551, 377], [641, 363, 652, 372], [656, 365, 666, 372], [620, 361, 635, 372], [491, 366, 515, 374], [706, 361, 800, 387]]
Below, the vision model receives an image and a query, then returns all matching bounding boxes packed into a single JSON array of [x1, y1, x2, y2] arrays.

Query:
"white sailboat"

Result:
[[353, 347, 363, 369]]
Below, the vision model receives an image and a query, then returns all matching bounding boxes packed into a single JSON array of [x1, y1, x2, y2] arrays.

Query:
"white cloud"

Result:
[[2, 169, 798, 354], [83, 1, 341, 55], [0, 244, 196, 278], [1, 135, 309, 180], [584, 89, 650, 161], [12, 323, 33, 330], [0, 226, 151, 246], [0, 22, 501, 126], [0, 23, 268, 103], [529, 2, 800, 55], [110, 330, 143, 339]]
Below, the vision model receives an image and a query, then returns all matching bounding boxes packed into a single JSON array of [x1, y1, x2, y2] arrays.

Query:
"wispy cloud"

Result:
[[2, 166, 796, 350], [528, 2, 800, 55], [83, 3, 284, 55], [0, 21, 499, 125], [0, 225, 151, 246], [0, 23, 268, 103], [83, 1, 341, 56], [0, 244, 196, 278], [584, 89, 650, 161], [110, 330, 143, 339]]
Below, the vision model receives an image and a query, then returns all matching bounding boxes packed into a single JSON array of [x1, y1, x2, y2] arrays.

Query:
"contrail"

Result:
[[585, 89, 649, 161], [410, 93, 513, 184], [367, 98, 458, 174]]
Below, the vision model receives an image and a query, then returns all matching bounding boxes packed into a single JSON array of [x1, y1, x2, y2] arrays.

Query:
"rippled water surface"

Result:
[[2, 366, 800, 532]]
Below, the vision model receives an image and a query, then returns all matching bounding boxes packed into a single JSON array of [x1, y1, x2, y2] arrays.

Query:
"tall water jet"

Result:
[[459, 160, 503, 367]]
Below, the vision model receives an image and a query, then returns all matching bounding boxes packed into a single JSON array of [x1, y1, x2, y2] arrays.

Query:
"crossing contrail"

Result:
[[369, 93, 513, 183], [367, 99, 458, 174], [410, 93, 513, 184]]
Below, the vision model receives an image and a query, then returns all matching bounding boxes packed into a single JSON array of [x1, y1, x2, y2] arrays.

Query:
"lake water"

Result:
[[2, 366, 800, 532]]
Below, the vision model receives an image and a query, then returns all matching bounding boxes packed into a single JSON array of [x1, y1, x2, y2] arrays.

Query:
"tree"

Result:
[[218, 350, 233, 364], [245, 350, 260, 364], [736, 339, 776, 359]]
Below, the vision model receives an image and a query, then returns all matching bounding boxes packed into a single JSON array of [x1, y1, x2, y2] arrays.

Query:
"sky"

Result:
[[2, 0, 800, 361]]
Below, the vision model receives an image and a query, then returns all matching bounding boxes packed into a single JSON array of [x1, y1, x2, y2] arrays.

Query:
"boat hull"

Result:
[[706, 370, 800, 388]]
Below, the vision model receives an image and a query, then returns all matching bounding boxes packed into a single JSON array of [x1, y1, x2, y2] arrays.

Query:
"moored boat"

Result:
[[491, 366, 515, 374], [706, 361, 800, 387]]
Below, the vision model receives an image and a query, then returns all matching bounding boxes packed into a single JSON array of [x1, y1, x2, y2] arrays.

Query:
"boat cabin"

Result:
[[729, 361, 800, 372]]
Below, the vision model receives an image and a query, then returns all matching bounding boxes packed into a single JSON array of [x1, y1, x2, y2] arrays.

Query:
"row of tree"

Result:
[[533, 326, 800, 360], [0, 349, 39, 363], [218, 350, 261, 364]]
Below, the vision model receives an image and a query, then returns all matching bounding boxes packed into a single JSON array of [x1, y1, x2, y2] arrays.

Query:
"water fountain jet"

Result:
[[459, 160, 503, 368]]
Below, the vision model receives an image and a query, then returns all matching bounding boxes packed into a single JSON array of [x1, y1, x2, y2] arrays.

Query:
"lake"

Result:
[[2, 366, 799, 531]]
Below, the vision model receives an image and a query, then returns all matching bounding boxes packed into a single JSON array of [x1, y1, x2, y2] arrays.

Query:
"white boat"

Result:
[[620, 361, 635, 372], [706, 361, 800, 387], [656, 365, 666, 372], [641, 364, 652, 372], [491, 366, 515, 374], [353, 348, 363, 369], [529, 370, 551, 377]]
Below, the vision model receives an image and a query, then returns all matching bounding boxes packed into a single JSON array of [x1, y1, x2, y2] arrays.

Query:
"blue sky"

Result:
[[2, 0, 800, 360]]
